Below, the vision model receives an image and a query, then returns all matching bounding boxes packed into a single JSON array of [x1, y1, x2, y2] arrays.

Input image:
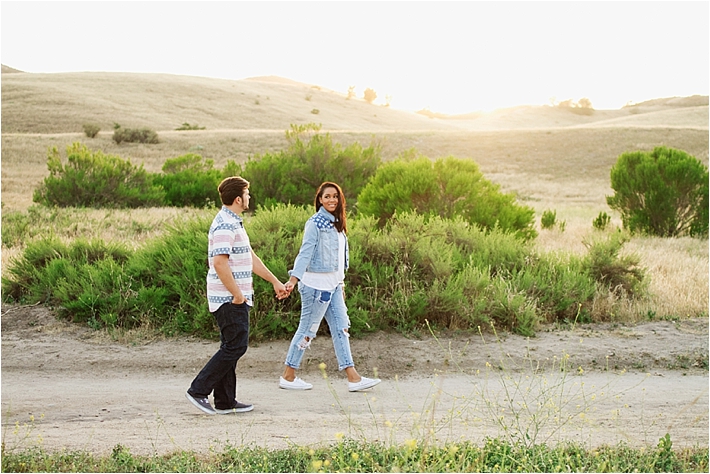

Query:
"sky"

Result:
[[1, 1, 708, 114]]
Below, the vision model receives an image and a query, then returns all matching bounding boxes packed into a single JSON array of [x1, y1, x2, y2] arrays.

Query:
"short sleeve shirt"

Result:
[[206, 206, 253, 312]]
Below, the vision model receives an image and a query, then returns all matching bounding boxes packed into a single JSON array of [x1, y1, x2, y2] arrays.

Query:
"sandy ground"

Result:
[[1, 303, 707, 456]]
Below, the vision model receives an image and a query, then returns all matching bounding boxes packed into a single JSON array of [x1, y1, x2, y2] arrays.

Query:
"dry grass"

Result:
[[625, 236, 709, 319], [1, 71, 708, 322]]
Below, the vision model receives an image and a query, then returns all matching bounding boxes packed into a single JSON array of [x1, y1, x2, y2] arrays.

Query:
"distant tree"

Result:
[[577, 97, 593, 109], [606, 146, 708, 237], [555, 97, 594, 115], [347, 86, 356, 100], [385, 94, 392, 107], [363, 88, 377, 104]]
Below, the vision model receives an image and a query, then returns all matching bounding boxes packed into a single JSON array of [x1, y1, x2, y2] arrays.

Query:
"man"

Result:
[[186, 176, 288, 415]]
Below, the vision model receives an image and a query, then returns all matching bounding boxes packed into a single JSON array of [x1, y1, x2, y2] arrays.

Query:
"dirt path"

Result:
[[1, 304, 707, 455]]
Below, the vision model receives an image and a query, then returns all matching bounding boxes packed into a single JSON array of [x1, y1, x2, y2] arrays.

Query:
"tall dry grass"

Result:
[[533, 212, 708, 321]]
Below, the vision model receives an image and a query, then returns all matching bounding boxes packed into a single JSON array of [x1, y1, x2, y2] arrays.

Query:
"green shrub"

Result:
[[1, 236, 132, 309], [175, 122, 205, 131], [82, 123, 100, 138], [221, 160, 243, 178], [151, 154, 222, 208], [242, 123, 381, 209], [582, 231, 646, 296], [347, 212, 593, 336], [593, 211, 611, 230], [112, 125, 159, 144], [126, 217, 216, 335], [32, 143, 165, 208], [1, 205, 645, 339], [540, 209, 557, 229], [606, 146, 708, 237], [1, 208, 33, 247], [357, 152, 537, 240]]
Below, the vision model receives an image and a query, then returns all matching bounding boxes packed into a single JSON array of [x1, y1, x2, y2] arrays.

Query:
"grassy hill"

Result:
[[1, 71, 455, 134], [2, 69, 708, 134], [1, 68, 708, 212]]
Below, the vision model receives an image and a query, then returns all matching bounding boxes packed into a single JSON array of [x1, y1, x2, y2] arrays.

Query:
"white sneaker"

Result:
[[279, 376, 313, 390], [348, 376, 381, 392]]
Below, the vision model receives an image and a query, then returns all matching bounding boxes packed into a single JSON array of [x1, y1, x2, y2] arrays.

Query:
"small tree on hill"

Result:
[[606, 146, 708, 237], [363, 88, 377, 104]]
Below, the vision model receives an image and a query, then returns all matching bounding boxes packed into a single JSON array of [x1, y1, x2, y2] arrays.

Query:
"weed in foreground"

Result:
[[1, 435, 707, 472]]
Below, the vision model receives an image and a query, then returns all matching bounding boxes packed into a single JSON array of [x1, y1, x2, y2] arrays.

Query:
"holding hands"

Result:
[[284, 276, 299, 297], [273, 281, 289, 300]]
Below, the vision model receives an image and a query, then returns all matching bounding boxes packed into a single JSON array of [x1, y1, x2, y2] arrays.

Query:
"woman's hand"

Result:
[[273, 281, 289, 300], [284, 276, 299, 295]]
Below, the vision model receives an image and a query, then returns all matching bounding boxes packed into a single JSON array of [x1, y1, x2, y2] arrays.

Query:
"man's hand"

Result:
[[273, 281, 289, 300]]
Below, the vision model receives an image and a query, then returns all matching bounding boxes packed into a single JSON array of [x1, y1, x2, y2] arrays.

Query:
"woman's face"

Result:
[[319, 186, 339, 213]]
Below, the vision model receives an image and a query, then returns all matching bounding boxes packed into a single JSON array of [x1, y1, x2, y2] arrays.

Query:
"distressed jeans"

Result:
[[188, 302, 249, 409], [284, 282, 354, 371]]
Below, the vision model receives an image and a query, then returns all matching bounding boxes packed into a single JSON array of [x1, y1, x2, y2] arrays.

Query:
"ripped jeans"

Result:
[[284, 282, 354, 371]]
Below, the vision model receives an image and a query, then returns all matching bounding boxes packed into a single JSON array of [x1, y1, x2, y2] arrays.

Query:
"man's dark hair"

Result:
[[218, 176, 249, 205]]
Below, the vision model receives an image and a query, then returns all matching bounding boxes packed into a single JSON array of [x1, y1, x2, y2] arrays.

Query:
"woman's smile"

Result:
[[320, 187, 339, 212]]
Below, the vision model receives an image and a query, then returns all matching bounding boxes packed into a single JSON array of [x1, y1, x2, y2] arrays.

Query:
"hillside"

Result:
[[0, 71, 454, 134], [1, 69, 707, 134], [1, 69, 708, 212]]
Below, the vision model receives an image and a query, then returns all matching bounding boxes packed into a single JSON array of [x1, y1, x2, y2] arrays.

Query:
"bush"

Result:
[[582, 231, 646, 296], [593, 211, 611, 231], [540, 210, 557, 229], [242, 123, 381, 209], [1, 236, 133, 311], [32, 143, 165, 208], [175, 122, 205, 131], [151, 154, 223, 208], [112, 125, 159, 144], [82, 123, 100, 138], [606, 146, 708, 237], [3, 204, 630, 339], [357, 152, 537, 240]]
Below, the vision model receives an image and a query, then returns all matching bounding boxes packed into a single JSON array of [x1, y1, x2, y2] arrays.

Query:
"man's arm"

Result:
[[213, 254, 246, 304]]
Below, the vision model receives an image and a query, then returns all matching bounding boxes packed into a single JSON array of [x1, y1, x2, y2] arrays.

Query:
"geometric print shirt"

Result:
[[206, 206, 253, 312]]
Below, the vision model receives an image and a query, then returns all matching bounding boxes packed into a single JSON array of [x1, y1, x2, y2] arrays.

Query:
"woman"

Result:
[[280, 182, 381, 392]]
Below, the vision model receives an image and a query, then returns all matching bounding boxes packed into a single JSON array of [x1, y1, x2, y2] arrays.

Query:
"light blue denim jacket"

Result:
[[289, 207, 349, 281]]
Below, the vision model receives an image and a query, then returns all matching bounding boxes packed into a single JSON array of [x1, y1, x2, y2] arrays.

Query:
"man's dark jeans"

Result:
[[188, 302, 249, 410]]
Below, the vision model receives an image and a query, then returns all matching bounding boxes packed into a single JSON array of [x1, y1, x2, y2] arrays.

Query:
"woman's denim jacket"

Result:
[[289, 207, 349, 281]]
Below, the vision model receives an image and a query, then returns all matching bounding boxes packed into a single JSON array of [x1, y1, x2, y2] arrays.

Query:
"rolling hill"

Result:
[[2, 67, 707, 134], [1, 67, 707, 212]]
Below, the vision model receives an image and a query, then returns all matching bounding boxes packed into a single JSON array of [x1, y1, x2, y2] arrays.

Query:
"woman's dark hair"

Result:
[[315, 181, 347, 233], [218, 176, 249, 205]]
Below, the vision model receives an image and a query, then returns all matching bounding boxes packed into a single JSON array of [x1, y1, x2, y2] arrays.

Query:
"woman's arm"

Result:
[[288, 219, 318, 283]]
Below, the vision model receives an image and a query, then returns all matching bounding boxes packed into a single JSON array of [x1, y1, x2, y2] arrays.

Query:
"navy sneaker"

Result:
[[185, 392, 216, 415], [215, 401, 254, 414]]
